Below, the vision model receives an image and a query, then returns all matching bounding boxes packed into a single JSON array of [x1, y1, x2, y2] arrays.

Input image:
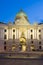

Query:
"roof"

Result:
[[38, 23, 43, 25], [0, 22, 7, 25], [16, 10, 27, 17]]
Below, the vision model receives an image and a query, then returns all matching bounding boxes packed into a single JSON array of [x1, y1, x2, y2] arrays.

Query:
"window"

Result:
[[13, 35, 15, 40], [4, 41, 6, 45], [19, 44, 22, 51], [39, 41, 41, 45], [4, 41, 6, 50], [31, 30, 33, 32], [39, 46, 41, 50], [4, 46, 6, 50], [31, 35, 33, 39], [31, 41, 33, 43], [13, 29, 15, 32], [4, 29, 7, 32], [39, 35, 41, 39], [4, 35, 7, 39], [39, 29, 41, 32]]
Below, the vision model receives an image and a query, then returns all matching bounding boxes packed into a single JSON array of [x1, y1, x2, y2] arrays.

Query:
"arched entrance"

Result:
[[19, 32, 27, 52]]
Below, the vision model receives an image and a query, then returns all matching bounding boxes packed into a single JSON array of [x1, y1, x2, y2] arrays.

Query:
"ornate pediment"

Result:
[[15, 16, 30, 25]]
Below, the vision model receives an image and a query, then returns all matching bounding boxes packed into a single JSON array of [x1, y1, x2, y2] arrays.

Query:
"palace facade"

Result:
[[0, 10, 43, 52]]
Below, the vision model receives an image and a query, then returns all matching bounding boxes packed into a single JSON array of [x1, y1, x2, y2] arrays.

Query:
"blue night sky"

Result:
[[0, 0, 43, 24]]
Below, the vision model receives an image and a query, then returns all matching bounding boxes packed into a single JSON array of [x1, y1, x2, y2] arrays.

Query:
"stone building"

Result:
[[0, 10, 43, 52]]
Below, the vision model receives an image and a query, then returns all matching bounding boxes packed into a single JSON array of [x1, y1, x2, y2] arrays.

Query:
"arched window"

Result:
[[4, 41, 6, 45], [4, 29, 7, 32], [13, 29, 15, 32], [31, 41, 33, 43], [4, 35, 7, 39], [31, 35, 33, 39], [39, 35, 41, 39], [39, 46, 41, 50], [4, 46, 6, 50], [13, 35, 15, 40], [39, 29, 41, 32], [39, 41, 41, 45], [31, 30, 33, 32]]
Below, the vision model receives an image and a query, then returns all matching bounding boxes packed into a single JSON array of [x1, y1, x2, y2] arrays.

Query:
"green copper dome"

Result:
[[16, 10, 27, 17]]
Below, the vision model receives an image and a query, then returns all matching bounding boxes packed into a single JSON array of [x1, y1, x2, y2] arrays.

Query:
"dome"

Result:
[[16, 10, 27, 17]]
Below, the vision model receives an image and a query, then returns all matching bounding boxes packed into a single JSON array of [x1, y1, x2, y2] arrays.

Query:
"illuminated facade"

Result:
[[0, 10, 43, 52]]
